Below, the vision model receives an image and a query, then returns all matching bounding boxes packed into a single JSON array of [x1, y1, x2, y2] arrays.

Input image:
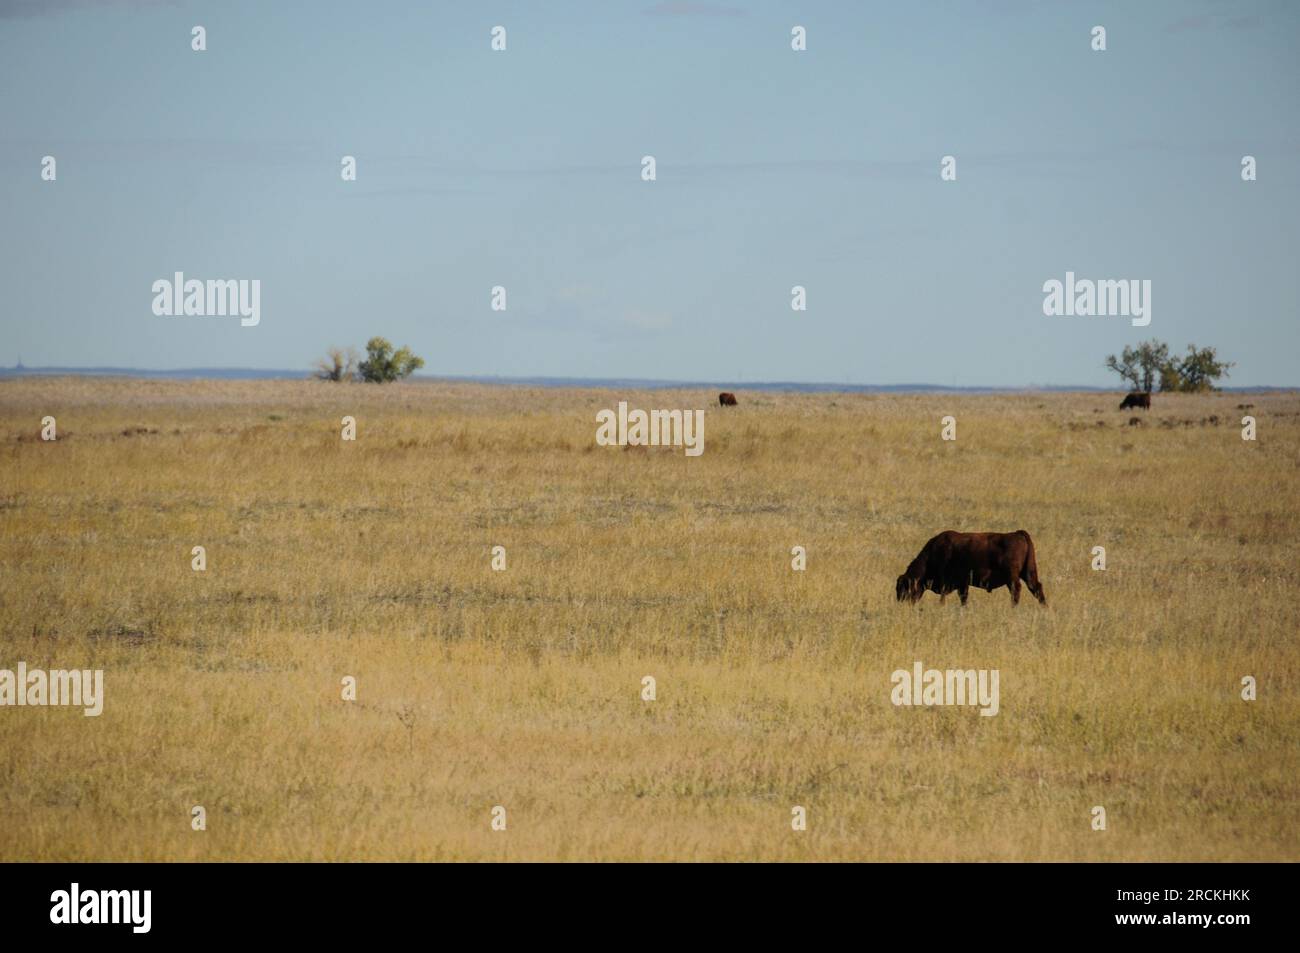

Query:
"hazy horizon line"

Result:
[[0, 365, 1293, 394]]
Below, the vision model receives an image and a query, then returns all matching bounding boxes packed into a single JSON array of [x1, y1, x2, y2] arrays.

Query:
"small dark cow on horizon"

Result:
[[1119, 392, 1151, 411], [895, 530, 1047, 607], [718, 392, 738, 406]]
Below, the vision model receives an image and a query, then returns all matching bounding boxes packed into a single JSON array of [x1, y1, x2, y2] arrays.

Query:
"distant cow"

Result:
[[718, 392, 738, 406], [895, 530, 1047, 607], [1119, 392, 1151, 410]]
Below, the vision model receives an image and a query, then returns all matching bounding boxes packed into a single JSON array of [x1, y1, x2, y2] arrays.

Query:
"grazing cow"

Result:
[[1119, 392, 1151, 410], [718, 392, 738, 406], [895, 530, 1047, 607]]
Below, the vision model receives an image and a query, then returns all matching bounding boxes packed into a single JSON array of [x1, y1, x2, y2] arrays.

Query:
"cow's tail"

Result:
[[1017, 531, 1047, 606]]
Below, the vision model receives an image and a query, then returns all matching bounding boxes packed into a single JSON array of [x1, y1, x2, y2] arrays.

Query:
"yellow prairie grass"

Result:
[[0, 377, 1296, 860]]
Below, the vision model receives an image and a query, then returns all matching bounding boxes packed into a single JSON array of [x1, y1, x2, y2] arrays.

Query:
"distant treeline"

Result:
[[1105, 340, 1234, 393]]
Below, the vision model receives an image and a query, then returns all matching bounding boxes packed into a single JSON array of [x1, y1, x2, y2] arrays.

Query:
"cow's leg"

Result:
[[958, 585, 969, 606], [1009, 576, 1022, 605]]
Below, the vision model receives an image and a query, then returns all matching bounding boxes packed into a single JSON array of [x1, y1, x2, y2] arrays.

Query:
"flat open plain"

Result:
[[1, 377, 1296, 860]]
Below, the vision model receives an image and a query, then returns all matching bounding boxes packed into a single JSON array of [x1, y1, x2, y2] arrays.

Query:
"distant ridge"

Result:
[[0, 366, 1292, 393]]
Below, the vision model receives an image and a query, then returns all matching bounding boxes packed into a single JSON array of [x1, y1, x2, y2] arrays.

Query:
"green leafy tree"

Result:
[[357, 337, 425, 383], [1106, 339, 1234, 393], [1104, 339, 1170, 393], [1170, 344, 1233, 393], [1157, 361, 1184, 393]]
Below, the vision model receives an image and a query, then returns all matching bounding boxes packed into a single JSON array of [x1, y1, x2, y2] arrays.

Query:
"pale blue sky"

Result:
[[1, 0, 1297, 385]]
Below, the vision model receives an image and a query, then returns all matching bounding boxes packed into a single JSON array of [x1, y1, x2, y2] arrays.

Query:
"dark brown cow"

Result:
[[718, 392, 738, 406], [895, 530, 1047, 607], [1119, 392, 1151, 410]]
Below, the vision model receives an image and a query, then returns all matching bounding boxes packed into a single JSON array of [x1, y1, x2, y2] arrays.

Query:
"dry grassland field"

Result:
[[1, 376, 1297, 862]]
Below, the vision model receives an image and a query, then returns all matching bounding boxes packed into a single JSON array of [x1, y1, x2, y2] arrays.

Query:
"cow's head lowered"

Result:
[[895, 570, 925, 603], [895, 549, 933, 603]]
